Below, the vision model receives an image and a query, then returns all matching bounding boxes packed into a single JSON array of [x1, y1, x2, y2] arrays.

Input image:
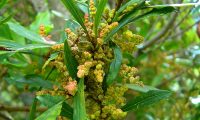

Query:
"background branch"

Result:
[[0, 105, 47, 112], [140, 12, 178, 51], [169, 19, 200, 39]]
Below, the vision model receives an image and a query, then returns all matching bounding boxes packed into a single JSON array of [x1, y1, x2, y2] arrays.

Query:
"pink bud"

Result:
[[64, 81, 77, 95]]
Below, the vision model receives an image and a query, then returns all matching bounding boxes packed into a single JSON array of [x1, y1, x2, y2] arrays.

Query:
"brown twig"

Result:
[[140, 12, 178, 51], [169, 19, 200, 39], [0, 105, 47, 112], [138, 0, 183, 52]]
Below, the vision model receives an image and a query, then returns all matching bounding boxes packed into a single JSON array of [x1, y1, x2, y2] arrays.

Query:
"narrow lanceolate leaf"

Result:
[[0, 40, 51, 54], [17, 75, 53, 89], [73, 78, 87, 120], [129, 6, 176, 23], [42, 52, 59, 69], [125, 84, 158, 93], [37, 95, 65, 108], [94, 0, 107, 36], [36, 101, 63, 120], [0, 15, 12, 25], [60, 102, 73, 119], [29, 98, 37, 120], [121, 90, 172, 111], [0, 40, 24, 50], [61, 0, 87, 32], [106, 44, 122, 86], [105, 6, 175, 42], [7, 22, 46, 44], [64, 39, 78, 79]]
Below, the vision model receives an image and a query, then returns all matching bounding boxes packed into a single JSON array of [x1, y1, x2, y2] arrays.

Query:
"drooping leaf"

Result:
[[35, 101, 63, 120], [106, 43, 122, 86], [61, 0, 87, 33], [64, 39, 78, 79], [0, 40, 51, 54], [73, 78, 87, 120], [0, 39, 24, 50], [37, 95, 65, 108], [105, 6, 176, 42], [60, 102, 73, 119], [94, 0, 107, 36], [7, 22, 47, 44], [121, 90, 172, 111]]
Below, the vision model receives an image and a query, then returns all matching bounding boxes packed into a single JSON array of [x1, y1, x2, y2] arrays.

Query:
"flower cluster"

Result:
[[39, 24, 51, 39], [77, 61, 94, 78], [39, 1, 144, 119], [104, 8, 115, 23], [120, 64, 141, 85], [99, 22, 118, 38], [89, 0, 96, 17], [101, 105, 127, 120], [114, 30, 143, 53]]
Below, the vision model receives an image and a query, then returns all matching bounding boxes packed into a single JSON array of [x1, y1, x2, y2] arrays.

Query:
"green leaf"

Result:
[[7, 22, 47, 44], [42, 52, 59, 69], [77, 1, 89, 14], [106, 44, 122, 86], [37, 95, 65, 108], [73, 78, 87, 120], [0, 0, 7, 9], [61, 0, 87, 33], [105, 6, 175, 42], [129, 6, 176, 23], [64, 39, 78, 79], [0, 15, 12, 25], [29, 98, 38, 120], [0, 39, 24, 50], [60, 102, 73, 119], [30, 10, 53, 33], [94, 0, 107, 36], [60, 19, 80, 42], [121, 90, 172, 111], [0, 56, 28, 67], [0, 40, 51, 54], [35, 101, 63, 120], [125, 84, 158, 93], [15, 75, 53, 89]]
